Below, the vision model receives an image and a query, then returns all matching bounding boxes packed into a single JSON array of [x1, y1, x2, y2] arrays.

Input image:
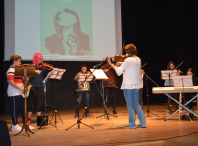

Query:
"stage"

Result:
[[1, 105, 198, 146]]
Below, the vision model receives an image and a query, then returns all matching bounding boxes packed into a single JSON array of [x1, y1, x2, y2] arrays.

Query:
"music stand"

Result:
[[90, 69, 116, 123], [38, 71, 57, 130], [66, 72, 94, 131], [161, 70, 177, 81], [165, 75, 198, 121], [49, 68, 66, 126], [161, 70, 177, 115], [173, 75, 193, 87], [14, 64, 36, 137]]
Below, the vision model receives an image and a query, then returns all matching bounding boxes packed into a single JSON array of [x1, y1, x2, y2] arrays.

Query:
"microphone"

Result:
[[92, 61, 106, 69]]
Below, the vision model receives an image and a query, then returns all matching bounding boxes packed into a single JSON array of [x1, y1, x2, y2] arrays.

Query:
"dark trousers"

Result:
[[75, 91, 90, 115], [27, 87, 45, 112], [167, 93, 179, 110], [139, 88, 143, 109], [104, 87, 116, 110], [182, 93, 196, 110], [9, 95, 25, 125]]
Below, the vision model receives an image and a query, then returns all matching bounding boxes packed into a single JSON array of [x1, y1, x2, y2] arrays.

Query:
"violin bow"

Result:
[[174, 61, 184, 70], [141, 63, 147, 68], [120, 40, 126, 55]]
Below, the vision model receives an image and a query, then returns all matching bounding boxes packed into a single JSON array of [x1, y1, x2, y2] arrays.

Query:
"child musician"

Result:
[[74, 64, 94, 118], [7, 55, 34, 131], [164, 61, 179, 113], [27, 53, 50, 124]]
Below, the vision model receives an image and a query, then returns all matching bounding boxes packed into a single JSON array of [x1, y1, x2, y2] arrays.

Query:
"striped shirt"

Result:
[[7, 66, 23, 96]]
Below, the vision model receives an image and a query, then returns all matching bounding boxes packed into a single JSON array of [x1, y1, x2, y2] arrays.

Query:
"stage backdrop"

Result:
[[1, 0, 198, 112]]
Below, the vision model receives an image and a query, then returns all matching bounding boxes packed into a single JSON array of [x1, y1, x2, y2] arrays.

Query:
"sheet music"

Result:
[[50, 68, 66, 80], [173, 75, 193, 87], [78, 74, 94, 82], [90, 69, 108, 79], [161, 70, 177, 80]]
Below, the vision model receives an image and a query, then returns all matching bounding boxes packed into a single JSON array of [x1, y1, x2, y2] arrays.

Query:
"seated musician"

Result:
[[164, 61, 179, 113], [74, 64, 95, 118], [181, 68, 197, 120], [7, 55, 34, 131]]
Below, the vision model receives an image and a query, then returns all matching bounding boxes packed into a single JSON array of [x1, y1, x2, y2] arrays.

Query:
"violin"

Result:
[[177, 69, 183, 74], [104, 54, 130, 62], [39, 61, 54, 71]]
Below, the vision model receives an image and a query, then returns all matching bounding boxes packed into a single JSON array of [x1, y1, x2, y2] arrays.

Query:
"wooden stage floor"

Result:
[[1, 105, 198, 146]]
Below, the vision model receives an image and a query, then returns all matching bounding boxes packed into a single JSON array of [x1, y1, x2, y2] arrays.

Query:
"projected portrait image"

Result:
[[44, 9, 90, 56]]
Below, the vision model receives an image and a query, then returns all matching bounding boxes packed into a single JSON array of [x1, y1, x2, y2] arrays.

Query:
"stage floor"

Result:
[[1, 105, 198, 146]]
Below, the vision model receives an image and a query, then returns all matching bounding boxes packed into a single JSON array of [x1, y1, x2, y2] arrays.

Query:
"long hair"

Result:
[[32, 53, 43, 65], [187, 68, 197, 85], [166, 61, 174, 70]]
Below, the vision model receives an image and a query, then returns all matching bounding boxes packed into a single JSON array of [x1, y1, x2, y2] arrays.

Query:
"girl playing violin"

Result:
[[27, 53, 53, 124], [107, 44, 146, 129], [164, 61, 179, 113]]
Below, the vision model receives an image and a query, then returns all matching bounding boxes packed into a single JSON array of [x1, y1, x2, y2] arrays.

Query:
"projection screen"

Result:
[[4, 0, 122, 61]]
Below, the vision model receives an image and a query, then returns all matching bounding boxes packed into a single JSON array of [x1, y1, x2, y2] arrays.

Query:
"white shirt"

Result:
[[6, 67, 23, 97], [115, 57, 141, 89]]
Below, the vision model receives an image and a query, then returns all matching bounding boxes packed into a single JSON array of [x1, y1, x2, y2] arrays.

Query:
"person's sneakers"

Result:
[[27, 118, 31, 124], [85, 113, 91, 118], [124, 126, 136, 129], [11, 124, 22, 131], [74, 114, 79, 118], [137, 124, 146, 128], [113, 110, 117, 114]]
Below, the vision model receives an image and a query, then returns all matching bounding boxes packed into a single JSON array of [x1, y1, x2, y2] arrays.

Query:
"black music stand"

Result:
[[161, 70, 177, 115], [49, 68, 66, 126], [90, 69, 116, 127], [14, 64, 36, 137], [39, 72, 57, 130], [144, 73, 160, 117], [96, 79, 117, 120]]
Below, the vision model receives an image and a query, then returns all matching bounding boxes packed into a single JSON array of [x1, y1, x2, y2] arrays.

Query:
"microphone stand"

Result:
[[67, 67, 97, 130]]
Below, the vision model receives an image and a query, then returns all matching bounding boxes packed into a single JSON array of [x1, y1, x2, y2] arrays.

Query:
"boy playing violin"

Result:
[[74, 64, 94, 118]]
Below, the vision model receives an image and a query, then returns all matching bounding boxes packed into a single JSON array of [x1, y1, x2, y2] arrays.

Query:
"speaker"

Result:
[[0, 121, 11, 146], [37, 115, 48, 126]]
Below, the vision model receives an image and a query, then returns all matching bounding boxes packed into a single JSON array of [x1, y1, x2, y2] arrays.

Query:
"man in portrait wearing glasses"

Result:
[[44, 8, 90, 56]]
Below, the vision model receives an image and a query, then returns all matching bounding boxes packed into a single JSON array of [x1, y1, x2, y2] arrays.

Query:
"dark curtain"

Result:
[[121, 0, 198, 104]]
